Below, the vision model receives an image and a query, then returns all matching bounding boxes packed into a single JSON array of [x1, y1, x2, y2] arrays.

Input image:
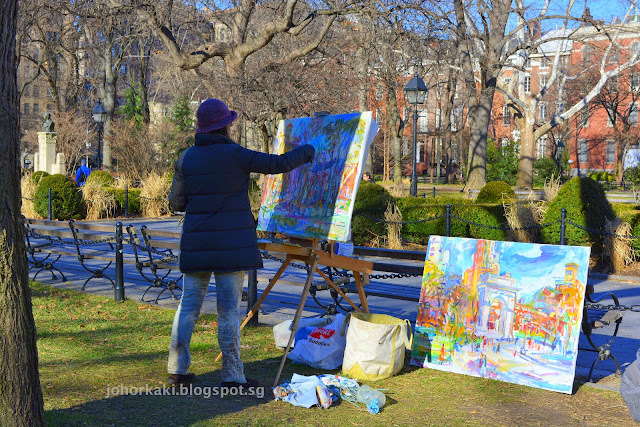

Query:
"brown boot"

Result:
[[168, 373, 196, 386]]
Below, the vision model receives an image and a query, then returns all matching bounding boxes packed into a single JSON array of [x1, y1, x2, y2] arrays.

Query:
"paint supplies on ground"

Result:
[[273, 317, 332, 349], [621, 348, 640, 421], [287, 313, 348, 370], [273, 373, 385, 414], [342, 312, 413, 381]]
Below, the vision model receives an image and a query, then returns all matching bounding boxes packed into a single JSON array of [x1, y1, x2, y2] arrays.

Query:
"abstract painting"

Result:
[[410, 236, 590, 394], [257, 112, 378, 242]]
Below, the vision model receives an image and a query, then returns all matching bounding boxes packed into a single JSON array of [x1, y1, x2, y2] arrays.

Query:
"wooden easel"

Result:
[[214, 239, 373, 386]]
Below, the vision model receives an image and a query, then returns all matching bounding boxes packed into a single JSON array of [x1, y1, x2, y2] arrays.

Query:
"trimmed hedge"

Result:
[[34, 174, 85, 220], [109, 187, 142, 215], [351, 181, 394, 245], [86, 170, 115, 187], [31, 170, 49, 184], [476, 181, 515, 204], [541, 177, 615, 253], [396, 197, 508, 244]]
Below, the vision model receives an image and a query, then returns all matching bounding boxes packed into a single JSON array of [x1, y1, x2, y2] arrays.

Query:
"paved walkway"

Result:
[[29, 217, 640, 393]]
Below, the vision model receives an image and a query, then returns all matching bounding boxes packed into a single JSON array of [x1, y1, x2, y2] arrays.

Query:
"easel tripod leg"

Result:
[[273, 253, 320, 387]]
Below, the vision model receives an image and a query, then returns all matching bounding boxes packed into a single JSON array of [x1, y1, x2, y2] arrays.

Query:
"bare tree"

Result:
[[0, 0, 46, 424]]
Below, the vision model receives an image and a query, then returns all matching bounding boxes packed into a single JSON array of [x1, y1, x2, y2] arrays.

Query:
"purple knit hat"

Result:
[[195, 99, 238, 134]]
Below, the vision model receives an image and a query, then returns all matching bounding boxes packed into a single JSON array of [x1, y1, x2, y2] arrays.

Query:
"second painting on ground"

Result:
[[411, 236, 590, 394]]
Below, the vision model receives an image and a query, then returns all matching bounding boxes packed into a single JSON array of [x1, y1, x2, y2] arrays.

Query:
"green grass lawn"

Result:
[[32, 282, 635, 426]]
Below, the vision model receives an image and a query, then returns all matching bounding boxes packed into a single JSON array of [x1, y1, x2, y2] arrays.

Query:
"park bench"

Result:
[[125, 225, 182, 303], [24, 218, 118, 289]]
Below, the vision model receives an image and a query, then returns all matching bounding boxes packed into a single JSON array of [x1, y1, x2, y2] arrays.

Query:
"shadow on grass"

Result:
[[46, 357, 282, 425]]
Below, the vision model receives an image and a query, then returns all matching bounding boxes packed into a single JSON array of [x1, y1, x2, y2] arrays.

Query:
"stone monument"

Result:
[[35, 112, 65, 174]]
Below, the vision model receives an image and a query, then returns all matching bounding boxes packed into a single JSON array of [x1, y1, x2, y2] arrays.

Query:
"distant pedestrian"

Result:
[[362, 171, 374, 183], [75, 159, 91, 186]]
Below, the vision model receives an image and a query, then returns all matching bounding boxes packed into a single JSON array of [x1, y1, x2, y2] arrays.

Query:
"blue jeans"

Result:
[[167, 270, 247, 383]]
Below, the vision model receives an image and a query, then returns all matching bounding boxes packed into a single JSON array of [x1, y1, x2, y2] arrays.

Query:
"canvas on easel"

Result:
[[410, 236, 590, 394], [257, 112, 378, 242]]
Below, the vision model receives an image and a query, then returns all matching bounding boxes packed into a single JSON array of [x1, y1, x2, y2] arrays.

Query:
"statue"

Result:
[[41, 112, 55, 133]]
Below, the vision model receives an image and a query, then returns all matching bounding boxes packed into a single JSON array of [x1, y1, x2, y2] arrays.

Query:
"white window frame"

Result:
[[579, 139, 588, 163], [607, 107, 615, 127], [418, 109, 428, 132], [524, 76, 531, 94], [536, 135, 547, 159], [435, 108, 442, 130], [579, 108, 589, 127], [630, 103, 638, 126], [418, 140, 426, 163], [631, 74, 640, 92], [539, 103, 547, 123], [606, 140, 616, 164], [503, 105, 511, 126]]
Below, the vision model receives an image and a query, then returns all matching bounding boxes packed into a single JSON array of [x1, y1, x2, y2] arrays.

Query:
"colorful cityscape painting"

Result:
[[257, 112, 378, 242], [410, 236, 591, 394]]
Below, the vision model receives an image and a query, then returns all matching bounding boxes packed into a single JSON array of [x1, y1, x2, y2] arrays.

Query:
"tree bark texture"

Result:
[[0, 0, 46, 425], [516, 115, 536, 188]]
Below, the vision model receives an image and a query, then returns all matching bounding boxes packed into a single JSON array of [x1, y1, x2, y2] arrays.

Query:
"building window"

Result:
[[579, 139, 588, 163], [608, 75, 618, 91], [33, 103, 39, 114], [630, 103, 638, 126], [582, 46, 592, 63], [418, 109, 428, 132], [33, 86, 39, 97], [606, 140, 615, 163], [607, 107, 616, 127], [504, 77, 511, 85], [47, 104, 52, 111], [609, 49, 619, 63], [539, 103, 548, 122], [631, 42, 640, 59], [418, 140, 426, 163], [536, 135, 547, 159], [632, 74, 640, 92], [47, 87, 53, 98], [435, 108, 442, 130], [539, 75, 547, 91], [579, 108, 589, 127], [24, 66, 30, 78], [503, 105, 511, 125], [24, 103, 30, 114], [524, 76, 531, 94], [402, 139, 409, 156], [525, 58, 531, 68], [540, 56, 550, 68], [376, 86, 383, 101], [559, 55, 568, 68]]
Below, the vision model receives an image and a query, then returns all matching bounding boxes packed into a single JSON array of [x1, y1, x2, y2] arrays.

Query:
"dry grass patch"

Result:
[[385, 201, 403, 250], [503, 200, 547, 243], [542, 174, 562, 202], [82, 179, 116, 220], [603, 218, 635, 273], [21, 174, 39, 218], [140, 172, 170, 217]]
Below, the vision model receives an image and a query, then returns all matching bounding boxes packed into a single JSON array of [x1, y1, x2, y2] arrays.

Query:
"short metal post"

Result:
[[124, 185, 129, 218], [114, 222, 125, 302], [247, 269, 258, 326], [48, 188, 52, 220], [446, 204, 451, 237], [433, 187, 436, 198], [560, 208, 567, 245]]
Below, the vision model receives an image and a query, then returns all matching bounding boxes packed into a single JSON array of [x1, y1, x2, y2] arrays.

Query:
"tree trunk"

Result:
[[386, 89, 403, 184], [0, 1, 46, 424], [465, 91, 493, 189], [356, 46, 373, 174], [516, 116, 536, 188]]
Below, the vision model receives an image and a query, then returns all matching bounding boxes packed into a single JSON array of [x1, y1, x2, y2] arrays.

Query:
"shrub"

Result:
[[624, 166, 640, 184], [486, 139, 518, 185], [396, 197, 508, 244], [34, 174, 85, 220], [82, 179, 116, 220], [533, 158, 560, 186], [541, 177, 615, 254], [351, 181, 394, 245], [476, 181, 516, 204], [86, 170, 115, 187], [31, 170, 49, 184]]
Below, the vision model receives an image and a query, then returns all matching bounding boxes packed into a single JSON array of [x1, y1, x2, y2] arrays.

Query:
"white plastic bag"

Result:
[[273, 317, 332, 349], [287, 313, 348, 370], [621, 348, 640, 422]]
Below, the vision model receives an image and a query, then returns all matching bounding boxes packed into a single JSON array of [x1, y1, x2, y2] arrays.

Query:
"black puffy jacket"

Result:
[[168, 133, 314, 273]]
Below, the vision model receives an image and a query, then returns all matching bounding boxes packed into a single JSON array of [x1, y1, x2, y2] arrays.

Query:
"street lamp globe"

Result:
[[403, 72, 428, 197], [92, 101, 107, 124]]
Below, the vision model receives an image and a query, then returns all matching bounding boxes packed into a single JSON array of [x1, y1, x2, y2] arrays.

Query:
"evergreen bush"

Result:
[[110, 188, 142, 215], [396, 197, 508, 244], [86, 170, 115, 187], [34, 174, 85, 220], [352, 181, 394, 245], [476, 181, 516, 204], [31, 170, 49, 184], [540, 177, 615, 253]]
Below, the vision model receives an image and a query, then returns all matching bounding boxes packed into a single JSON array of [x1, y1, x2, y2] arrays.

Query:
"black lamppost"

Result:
[[92, 100, 107, 169], [404, 73, 428, 197]]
